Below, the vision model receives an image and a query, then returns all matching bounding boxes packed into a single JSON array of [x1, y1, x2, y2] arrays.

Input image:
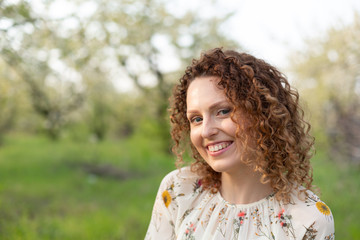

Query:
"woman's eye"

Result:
[[191, 117, 202, 123], [218, 109, 231, 115]]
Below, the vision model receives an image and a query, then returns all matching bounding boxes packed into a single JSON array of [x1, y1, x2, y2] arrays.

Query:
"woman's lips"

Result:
[[207, 141, 233, 156]]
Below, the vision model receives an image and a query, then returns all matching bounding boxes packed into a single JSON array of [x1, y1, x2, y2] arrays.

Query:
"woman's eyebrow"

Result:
[[186, 100, 230, 114], [208, 100, 230, 111]]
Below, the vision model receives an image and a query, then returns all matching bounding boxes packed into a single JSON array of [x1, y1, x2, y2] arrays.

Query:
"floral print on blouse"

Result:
[[145, 167, 335, 240]]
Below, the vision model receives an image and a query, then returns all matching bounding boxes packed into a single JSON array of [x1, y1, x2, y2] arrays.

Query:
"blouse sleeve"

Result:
[[302, 201, 335, 240], [313, 213, 335, 240], [145, 171, 179, 240]]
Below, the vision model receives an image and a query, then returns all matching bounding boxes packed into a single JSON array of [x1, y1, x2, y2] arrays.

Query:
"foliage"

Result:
[[290, 13, 360, 164], [1, 1, 84, 138], [0, 0, 239, 145], [0, 64, 18, 144]]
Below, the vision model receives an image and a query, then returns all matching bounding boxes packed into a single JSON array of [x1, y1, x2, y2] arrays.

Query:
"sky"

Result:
[[223, 0, 360, 68], [168, 0, 360, 69]]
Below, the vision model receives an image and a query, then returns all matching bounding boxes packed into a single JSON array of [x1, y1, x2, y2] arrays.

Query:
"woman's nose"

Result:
[[201, 118, 218, 138]]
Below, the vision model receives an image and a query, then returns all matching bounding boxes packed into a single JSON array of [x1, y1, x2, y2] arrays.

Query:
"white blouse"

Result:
[[145, 167, 335, 240]]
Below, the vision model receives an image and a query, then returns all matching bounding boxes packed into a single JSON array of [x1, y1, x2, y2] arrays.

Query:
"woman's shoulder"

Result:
[[161, 166, 199, 180], [285, 187, 335, 238], [159, 166, 203, 195], [160, 166, 199, 186], [289, 188, 333, 218], [157, 166, 206, 215]]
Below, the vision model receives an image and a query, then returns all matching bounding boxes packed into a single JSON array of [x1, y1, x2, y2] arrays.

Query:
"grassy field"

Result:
[[0, 134, 359, 239]]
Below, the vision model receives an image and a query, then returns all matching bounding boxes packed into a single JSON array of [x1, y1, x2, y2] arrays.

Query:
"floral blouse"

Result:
[[145, 167, 335, 240]]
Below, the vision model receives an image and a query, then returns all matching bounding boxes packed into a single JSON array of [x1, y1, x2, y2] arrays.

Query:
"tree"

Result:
[[0, 62, 18, 144], [290, 13, 360, 164], [0, 1, 84, 139], [83, 0, 239, 149], [0, 0, 239, 147]]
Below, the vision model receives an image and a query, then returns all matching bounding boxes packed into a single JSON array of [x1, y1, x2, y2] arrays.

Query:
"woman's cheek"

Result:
[[190, 129, 203, 153]]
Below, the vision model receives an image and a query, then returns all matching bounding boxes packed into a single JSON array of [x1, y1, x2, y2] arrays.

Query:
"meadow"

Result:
[[0, 134, 359, 239]]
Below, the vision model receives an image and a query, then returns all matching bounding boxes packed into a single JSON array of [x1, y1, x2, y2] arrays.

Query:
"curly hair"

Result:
[[170, 48, 314, 203]]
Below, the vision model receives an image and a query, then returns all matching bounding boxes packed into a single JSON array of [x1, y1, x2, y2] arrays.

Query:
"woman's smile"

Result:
[[206, 141, 233, 156]]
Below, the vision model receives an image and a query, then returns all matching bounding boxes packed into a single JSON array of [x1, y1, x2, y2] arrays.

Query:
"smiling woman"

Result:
[[145, 48, 335, 239], [186, 77, 253, 176]]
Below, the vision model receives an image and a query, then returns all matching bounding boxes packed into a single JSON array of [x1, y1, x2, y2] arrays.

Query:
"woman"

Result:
[[145, 48, 335, 239]]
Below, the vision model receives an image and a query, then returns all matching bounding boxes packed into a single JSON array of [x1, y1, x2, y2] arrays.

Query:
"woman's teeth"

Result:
[[208, 142, 231, 152]]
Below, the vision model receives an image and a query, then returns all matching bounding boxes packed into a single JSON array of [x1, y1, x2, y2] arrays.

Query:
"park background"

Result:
[[0, 0, 360, 239]]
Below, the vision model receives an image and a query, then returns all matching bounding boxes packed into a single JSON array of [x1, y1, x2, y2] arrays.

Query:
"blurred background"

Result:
[[0, 0, 359, 239]]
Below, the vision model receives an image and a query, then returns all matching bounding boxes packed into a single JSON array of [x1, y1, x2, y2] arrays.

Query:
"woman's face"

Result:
[[186, 76, 250, 174]]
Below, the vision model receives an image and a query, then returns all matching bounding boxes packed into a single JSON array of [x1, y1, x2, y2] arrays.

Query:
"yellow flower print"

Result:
[[306, 193, 333, 221], [316, 201, 331, 216], [162, 190, 172, 208]]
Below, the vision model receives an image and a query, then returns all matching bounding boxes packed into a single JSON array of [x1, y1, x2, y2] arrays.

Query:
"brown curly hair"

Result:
[[170, 48, 314, 203]]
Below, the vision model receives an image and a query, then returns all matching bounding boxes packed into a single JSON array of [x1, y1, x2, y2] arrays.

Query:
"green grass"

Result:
[[0, 134, 359, 239], [0, 134, 175, 240], [311, 151, 360, 239]]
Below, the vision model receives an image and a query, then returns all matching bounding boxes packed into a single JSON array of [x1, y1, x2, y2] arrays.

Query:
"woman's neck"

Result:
[[220, 164, 273, 205]]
